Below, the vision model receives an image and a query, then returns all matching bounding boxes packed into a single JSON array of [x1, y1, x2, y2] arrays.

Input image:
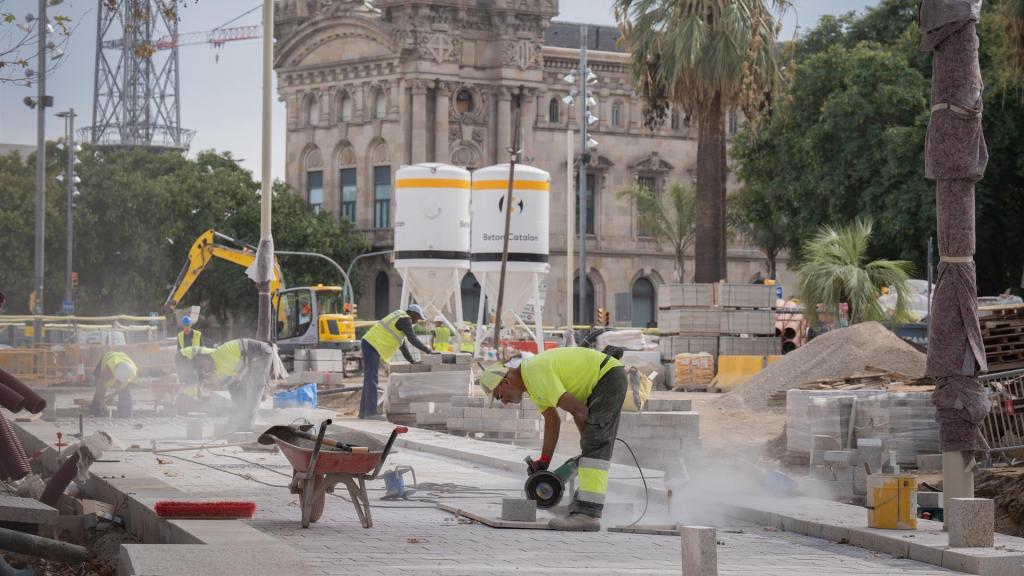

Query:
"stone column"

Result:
[[411, 80, 428, 164], [521, 88, 536, 160], [398, 80, 410, 166], [435, 81, 451, 164], [496, 87, 512, 162]]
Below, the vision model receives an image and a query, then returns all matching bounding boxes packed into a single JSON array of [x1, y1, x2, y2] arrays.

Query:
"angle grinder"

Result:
[[523, 456, 580, 508]]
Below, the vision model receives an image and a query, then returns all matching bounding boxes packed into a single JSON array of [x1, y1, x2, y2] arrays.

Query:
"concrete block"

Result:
[[424, 353, 443, 365], [501, 498, 537, 522], [40, 389, 58, 422], [451, 396, 470, 407], [824, 451, 851, 465], [680, 525, 718, 576], [186, 418, 204, 441], [643, 398, 692, 412], [463, 407, 483, 419], [0, 494, 58, 525], [916, 491, 943, 509], [948, 498, 995, 548], [446, 418, 465, 430], [119, 543, 310, 576], [916, 453, 942, 472]]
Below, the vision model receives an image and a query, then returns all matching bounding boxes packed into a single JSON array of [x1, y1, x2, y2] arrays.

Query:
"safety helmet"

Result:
[[407, 303, 424, 319], [479, 363, 509, 408], [434, 314, 446, 323], [181, 316, 192, 327]]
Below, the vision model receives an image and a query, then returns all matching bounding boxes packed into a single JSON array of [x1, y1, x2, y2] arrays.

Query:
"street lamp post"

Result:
[[256, 0, 275, 342], [56, 109, 78, 312], [562, 26, 599, 329], [33, 0, 48, 320]]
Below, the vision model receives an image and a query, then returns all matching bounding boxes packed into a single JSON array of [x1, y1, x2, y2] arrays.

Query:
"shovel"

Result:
[[258, 422, 368, 453]]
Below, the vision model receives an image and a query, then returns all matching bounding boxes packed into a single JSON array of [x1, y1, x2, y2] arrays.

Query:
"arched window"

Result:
[[573, 275, 595, 325], [670, 110, 680, 131], [611, 101, 622, 127], [548, 98, 560, 123], [303, 146, 323, 213], [461, 272, 484, 323], [631, 277, 656, 328], [371, 142, 392, 228], [374, 271, 390, 319], [373, 90, 386, 119], [338, 145, 356, 222], [455, 89, 475, 114], [306, 93, 320, 127], [339, 93, 353, 122]]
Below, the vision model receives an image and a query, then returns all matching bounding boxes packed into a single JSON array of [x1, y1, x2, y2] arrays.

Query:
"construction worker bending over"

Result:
[[176, 345, 213, 400], [480, 347, 626, 532], [191, 339, 275, 431], [90, 351, 138, 416], [176, 316, 202, 350], [432, 315, 451, 353], [359, 304, 434, 420]]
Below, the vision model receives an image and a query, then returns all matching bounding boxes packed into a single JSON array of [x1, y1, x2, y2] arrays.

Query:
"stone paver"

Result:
[[8, 393, 968, 576]]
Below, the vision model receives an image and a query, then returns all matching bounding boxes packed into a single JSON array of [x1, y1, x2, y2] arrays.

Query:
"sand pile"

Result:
[[730, 322, 927, 410]]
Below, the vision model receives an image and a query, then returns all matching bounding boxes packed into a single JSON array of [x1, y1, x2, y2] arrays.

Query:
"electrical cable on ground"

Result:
[[615, 436, 649, 528]]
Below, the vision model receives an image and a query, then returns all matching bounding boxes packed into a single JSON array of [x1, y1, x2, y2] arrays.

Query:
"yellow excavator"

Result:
[[165, 230, 357, 352]]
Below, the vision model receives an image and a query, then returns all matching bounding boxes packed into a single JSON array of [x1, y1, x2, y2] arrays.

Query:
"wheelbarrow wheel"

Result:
[[300, 474, 327, 527]]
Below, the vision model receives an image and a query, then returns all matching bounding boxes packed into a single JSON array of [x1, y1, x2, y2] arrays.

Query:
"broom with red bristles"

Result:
[[155, 501, 256, 520]]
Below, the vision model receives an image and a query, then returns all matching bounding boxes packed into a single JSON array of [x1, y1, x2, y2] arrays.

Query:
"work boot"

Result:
[[548, 513, 600, 532]]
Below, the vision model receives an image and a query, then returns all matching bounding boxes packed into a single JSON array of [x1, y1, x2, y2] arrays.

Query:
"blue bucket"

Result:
[[273, 383, 318, 409]]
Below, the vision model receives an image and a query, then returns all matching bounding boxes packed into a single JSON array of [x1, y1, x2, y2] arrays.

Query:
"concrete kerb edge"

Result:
[[723, 499, 1024, 576], [10, 419, 310, 575]]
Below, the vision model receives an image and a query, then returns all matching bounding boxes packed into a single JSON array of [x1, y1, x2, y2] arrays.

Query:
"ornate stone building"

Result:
[[274, 0, 789, 326]]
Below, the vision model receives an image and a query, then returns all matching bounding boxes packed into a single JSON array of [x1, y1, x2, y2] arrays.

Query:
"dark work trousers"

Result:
[[570, 365, 627, 518], [360, 339, 381, 418]]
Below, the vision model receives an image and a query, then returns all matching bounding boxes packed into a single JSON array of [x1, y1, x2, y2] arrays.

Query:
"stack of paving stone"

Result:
[[612, 398, 702, 471], [384, 353, 473, 429], [658, 283, 779, 390], [445, 396, 543, 444]]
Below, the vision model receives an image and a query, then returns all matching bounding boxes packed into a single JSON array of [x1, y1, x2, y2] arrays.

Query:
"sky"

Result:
[[0, 0, 878, 182]]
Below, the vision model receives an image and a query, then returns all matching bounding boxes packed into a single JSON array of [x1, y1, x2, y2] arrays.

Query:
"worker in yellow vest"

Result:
[[176, 345, 214, 400], [479, 347, 626, 532], [432, 315, 451, 353], [191, 338, 275, 431], [459, 325, 475, 354], [90, 351, 138, 416], [177, 316, 202, 350], [359, 304, 433, 419]]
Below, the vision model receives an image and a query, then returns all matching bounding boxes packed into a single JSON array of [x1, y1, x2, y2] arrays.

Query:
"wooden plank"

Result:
[[436, 503, 553, 530]]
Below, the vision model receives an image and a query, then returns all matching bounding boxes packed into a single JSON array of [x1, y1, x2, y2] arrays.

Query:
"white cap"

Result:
[[114, 362, 136, 385], [434, 314, 445, 323]]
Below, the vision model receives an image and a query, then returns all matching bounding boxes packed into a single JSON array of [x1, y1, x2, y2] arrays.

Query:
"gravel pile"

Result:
[[729, 321, 927, 410]]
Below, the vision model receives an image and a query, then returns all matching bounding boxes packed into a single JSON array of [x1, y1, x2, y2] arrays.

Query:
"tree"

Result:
[[796, 219, 914, 327], [618, 182, 697, 282], [728, 183, 788, 279], [614, 0, 788, 283]]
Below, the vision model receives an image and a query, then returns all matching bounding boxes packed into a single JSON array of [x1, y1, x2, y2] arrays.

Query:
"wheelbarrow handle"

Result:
[[370, 426, 408, 480], [305, 418, 333, 481]]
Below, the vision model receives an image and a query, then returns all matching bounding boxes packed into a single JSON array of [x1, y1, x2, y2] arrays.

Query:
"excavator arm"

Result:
[[164, 229, 284, 311]]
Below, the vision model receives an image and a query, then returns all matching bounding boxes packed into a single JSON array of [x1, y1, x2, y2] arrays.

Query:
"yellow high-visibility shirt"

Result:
[[521, 348, 623, 412]]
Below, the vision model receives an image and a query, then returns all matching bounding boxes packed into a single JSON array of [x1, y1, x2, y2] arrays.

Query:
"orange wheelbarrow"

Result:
[[258, 419, 406, 528]]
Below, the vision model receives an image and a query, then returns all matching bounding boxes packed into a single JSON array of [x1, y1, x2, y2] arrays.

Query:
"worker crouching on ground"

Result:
[[191, 338, 275, 432], [480, 347, 626, 532], [90, 351, 138, 417], [359, 304, 435, 420], [177, 315, 202, 350]]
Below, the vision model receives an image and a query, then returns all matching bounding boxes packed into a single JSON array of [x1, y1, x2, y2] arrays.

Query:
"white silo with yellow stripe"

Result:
[[394, 163, 472, 335], [470, 163, 551, 350]]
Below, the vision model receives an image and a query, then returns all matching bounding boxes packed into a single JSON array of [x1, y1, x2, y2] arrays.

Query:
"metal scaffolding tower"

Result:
[[82, 0, 194, 150]]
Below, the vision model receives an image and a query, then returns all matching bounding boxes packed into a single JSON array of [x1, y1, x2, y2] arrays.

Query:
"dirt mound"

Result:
[[729, 322, 927, 410]]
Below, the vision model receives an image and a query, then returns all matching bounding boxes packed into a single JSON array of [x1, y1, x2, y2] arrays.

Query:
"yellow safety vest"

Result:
[[363, 310, 409, 364], [101, 351, 136, 390], [177, 329, 202, 350], [209, 340, 243, 378], [460, 331, 475, 353], [433, 325, 451, 352]]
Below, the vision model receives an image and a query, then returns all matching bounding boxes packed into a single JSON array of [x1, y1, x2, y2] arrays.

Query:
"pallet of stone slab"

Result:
[[659, 335, 718, 361], [672, 353, 714, 391], [657, 309, 721, 336], [717, 284, 777, 310], [384, 371, 472, 407], [657, 283, 715, 309], [719, 309, 776, 336], [766, 370, 918, 407], [718, 336, 781, 357]]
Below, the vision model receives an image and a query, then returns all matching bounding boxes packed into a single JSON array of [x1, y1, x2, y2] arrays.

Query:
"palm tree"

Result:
[[614, 0, 788, 283], [796, 219, 915, 327], [618, 182, 697, 282]]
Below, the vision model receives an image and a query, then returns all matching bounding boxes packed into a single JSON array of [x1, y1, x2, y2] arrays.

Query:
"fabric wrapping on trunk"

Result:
[[933, 375, 989, 455], [922, 12, 990, 459], [0, 413, 31, 482], [918, 0, 982, 40]]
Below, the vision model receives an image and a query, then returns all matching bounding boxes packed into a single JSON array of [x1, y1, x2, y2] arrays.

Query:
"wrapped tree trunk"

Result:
[[920, 0, 989, 505]]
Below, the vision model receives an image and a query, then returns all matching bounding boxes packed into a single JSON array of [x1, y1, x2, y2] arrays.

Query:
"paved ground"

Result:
[[14, 393, 968, 576]]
